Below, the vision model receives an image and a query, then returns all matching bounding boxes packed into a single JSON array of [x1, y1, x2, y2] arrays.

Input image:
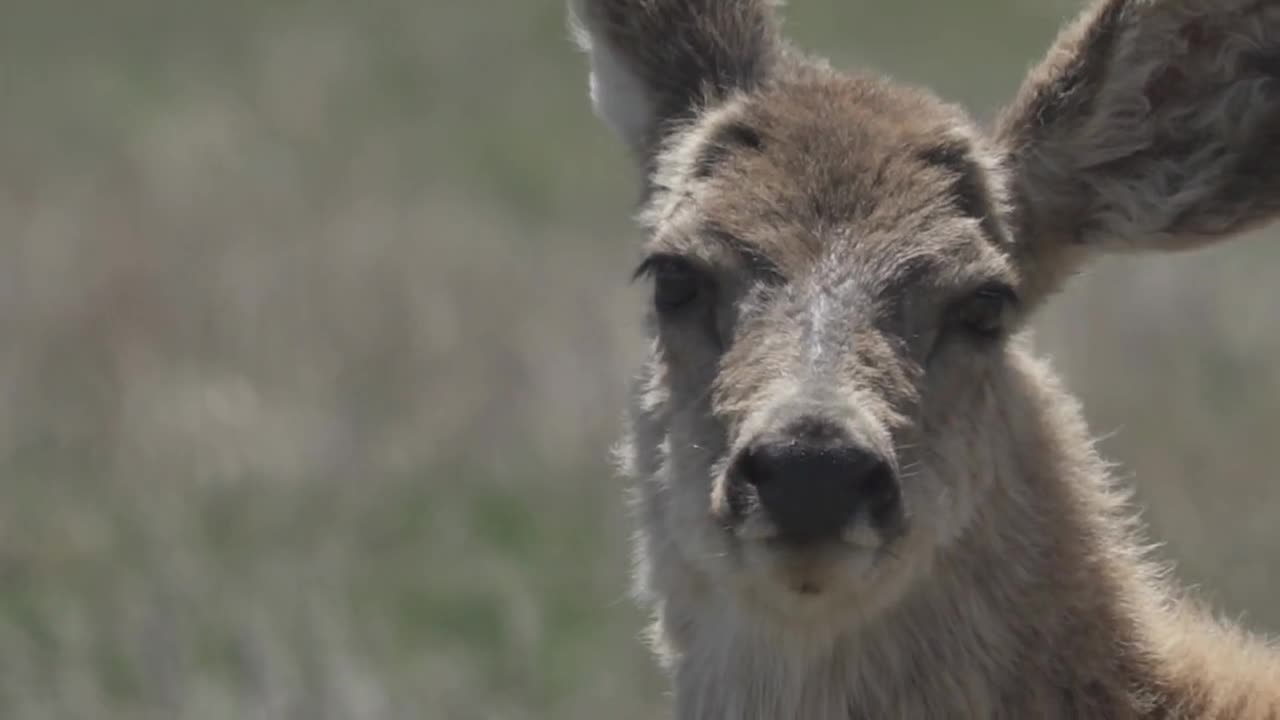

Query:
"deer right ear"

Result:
[[570, 0, 782, 169], [996, 0, 1280, 301]]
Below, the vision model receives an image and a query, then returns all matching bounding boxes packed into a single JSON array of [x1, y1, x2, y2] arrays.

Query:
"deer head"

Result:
[[572, 0, 1280, 627]]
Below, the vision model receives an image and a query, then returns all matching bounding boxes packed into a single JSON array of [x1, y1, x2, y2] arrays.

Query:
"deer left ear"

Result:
[[570, 0, 782, 170], [996, 0, 1280, 299]]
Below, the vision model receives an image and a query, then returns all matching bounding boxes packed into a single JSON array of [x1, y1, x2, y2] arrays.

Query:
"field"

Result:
[[1, 1, 1277, 718]]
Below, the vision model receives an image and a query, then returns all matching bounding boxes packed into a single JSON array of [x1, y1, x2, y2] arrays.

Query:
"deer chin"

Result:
[[726, 522, 920, 626]]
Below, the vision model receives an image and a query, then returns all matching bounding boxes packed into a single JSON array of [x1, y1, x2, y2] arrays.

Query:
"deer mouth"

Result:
[[728, 534, 891, 613]]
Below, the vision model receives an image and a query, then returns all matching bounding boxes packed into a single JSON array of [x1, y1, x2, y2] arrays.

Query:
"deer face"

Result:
[[575, 0, 1280, 625], [629, 78, 1019, 617]]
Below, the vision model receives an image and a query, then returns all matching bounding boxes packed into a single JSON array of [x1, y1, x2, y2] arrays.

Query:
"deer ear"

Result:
[[996, 0, 1280, 298], [570, 0, 782, 167]]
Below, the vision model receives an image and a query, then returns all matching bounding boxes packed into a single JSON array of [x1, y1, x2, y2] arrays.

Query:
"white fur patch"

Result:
[[572, 19, 654, 149]]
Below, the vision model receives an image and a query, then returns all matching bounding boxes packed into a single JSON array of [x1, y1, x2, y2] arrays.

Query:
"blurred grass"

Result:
[[0, 0, 1276, 718]]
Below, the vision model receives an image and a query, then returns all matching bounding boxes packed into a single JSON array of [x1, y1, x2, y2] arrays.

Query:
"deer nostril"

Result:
[[861, 461, 902, 524], [736, 444, 773, 488], [733, 435, 898, 545]]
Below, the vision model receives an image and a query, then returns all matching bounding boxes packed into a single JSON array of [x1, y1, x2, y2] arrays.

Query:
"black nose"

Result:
[[735, 432, 898, 545]]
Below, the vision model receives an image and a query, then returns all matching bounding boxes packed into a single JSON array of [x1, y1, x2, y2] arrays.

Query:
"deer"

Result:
[[569, 0, 1280, 717]]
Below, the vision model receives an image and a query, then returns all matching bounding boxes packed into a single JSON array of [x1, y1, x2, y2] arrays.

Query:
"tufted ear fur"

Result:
[[570, 0, 783, 170], [997, 0, 1280, 300]]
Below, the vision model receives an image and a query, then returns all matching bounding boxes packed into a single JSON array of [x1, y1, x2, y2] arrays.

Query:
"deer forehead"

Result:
[[641, 72, 1016, 293]]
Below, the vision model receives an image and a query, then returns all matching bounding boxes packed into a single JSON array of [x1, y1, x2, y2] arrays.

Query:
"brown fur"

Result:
[[570, 0, 1280, 717]]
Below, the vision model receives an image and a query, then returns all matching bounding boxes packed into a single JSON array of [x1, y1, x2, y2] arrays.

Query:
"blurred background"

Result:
[[0, 0, 1276, 718]]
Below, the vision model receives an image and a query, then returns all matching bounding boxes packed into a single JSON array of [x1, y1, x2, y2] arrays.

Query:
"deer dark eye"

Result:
[[951, 282, 1017, 340], [637, 255, 704, 314]]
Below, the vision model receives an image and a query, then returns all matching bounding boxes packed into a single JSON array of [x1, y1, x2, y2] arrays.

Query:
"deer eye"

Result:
[[637, 255, 705, 314], [950, 282, 1017, 340]]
